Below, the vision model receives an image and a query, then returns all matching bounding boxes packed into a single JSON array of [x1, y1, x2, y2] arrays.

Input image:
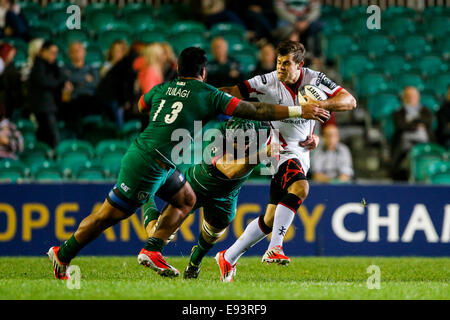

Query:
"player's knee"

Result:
[[201, 220, 226, 244], [288, 180, 309, 201]]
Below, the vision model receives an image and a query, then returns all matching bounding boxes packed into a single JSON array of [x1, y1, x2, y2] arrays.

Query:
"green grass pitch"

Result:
[[0, 256, 449, 300]]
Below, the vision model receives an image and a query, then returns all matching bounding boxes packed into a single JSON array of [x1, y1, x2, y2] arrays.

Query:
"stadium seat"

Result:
[[373, 54, 408, 76], [29, 24, 53, 40], [56, 140, 94, 159], [341, 17, 374, 36], [95, 140, 129, 157], [354, 73, 388, 98], [85, 47, 104, 68], [358, 35, 395, 58], [87, 12, 117, 32], [74, 161, 106, 181], [425, 16, 450, 39], [121, 120, 142, 141], [321, 16, 343, 35], [16, 118, 36, 134], [13, 49, 27, 69], [101, 152, 123, 178], [169, 21, 206, 36], [323, 34, 358, 61], [394, 73, 424, 92], [342, 6, 367, 20], [30, 160, 63, 181], [125, 12, 154, 31], [171, 34, 207, 55], [397, 35, 431, 59], [426, 74, 450, 97], [411, 55, 447, 76], [383, 17, 416, 37], [20, 141, 52, 166], [153, 3, 192, 23], [410, 143, 448, 182], [121, 3, 153, 17], [234, 53, 257, 78], [210, 23, 246, 39], [132, 32, 167, 44], [85, 2, 117, 16], [428, 161, 450, 185], [422, 6, 450, 18], [383, 6, 416, 19], [41, 11, 70, 33], [367, 93, 400, 122], [339, 54, 373, 81], [57, 30, 90, 47], [0, 159, 28, 182], [321, 5, 342, 18], [421, 93, 441, 113]]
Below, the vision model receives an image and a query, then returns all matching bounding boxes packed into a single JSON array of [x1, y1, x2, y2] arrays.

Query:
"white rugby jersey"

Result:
[[241, 68, 342, 173]]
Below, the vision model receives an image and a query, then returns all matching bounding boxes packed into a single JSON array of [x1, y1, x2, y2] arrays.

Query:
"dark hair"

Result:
[[41, 40, 56, 52], [276, 40, 305, 63], [177, 47, 207, 77]]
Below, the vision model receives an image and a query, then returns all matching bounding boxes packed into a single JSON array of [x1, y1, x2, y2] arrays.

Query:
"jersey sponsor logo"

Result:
[[260, 74, 267, 84], [316, 73, 337, 90], [176, 81, 186, 86], [280, 119, 310, 124], [120, 183, 130, 192], [166, 87, 191, 98]]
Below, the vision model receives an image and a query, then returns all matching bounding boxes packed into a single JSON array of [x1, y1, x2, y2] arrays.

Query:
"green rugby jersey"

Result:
[[136, 78, 240, 167], [187, 119, 271, 196]]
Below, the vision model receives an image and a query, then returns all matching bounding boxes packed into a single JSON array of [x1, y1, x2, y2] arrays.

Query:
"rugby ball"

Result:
[[298, 84, 328, 103]]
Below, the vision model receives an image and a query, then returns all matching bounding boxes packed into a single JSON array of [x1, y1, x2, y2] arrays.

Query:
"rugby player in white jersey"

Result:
[[216, 40, 357, 282]]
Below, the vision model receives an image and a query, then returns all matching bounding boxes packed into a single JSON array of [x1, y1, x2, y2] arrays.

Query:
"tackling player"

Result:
[[216, 40, 357, 281], [47, 47, 330, 279]]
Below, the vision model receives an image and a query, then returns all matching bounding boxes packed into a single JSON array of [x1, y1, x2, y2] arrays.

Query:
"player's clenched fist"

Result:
[[299, 98, 330, 123]]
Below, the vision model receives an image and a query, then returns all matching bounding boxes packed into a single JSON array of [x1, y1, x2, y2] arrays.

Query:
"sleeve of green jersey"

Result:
[[140, 85, 161, 112], [209, 88, 241, 116]]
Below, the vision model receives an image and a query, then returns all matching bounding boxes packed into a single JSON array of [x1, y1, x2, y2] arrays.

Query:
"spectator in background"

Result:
[[274, 0, 323, 68], [238, 0, 276, 43], [0, 0, 29, 40], [207, 37, 242, 87], [0, 104, 23, 160], [133, 43, 164, 95], [61, 42, 100, 135], [252, 43, 276, 76], [96, 41, 143, 127], [20, 38, 44, 82], [311, 124, 354, 183], [391, 86, 434, 180], [436, 86, 450, 149], [160, 42, 177, 82], [28, 41, 65, 148], [199, 0, 245, 29], [100, 40, 128, 78], [0, 42, 22, 119]]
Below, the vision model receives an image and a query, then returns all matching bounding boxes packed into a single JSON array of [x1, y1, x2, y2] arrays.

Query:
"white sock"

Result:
[[268, 204, 295, 249], [224, 218, 268, 265]]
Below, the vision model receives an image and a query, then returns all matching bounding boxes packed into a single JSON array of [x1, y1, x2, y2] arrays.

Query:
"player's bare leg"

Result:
[[262, 180, 309, 265], [48, 200, 132, 279]]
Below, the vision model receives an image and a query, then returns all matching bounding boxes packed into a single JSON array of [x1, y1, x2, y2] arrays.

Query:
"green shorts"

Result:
[[107, 142, 175, 214], [186, 165, 239, 229]]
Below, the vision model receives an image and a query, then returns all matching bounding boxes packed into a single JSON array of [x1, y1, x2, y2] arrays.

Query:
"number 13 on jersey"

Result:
[[152, 99, 184, 124]]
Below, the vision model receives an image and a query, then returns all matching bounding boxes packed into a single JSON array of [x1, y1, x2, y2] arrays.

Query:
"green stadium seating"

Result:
[[210, 23, 246, 39], [171, 34, 207, 55], [42, 11, 71, 33], [121, 3, 153, 17], [74, 161, 106, 181], [98, 30, 130, 53], [56, 140, 94, 159], [339, 54, 373, 81], [121, 120, 142, 141], [154, 3, 192, 23], [170, 21, 206, 36], [373, 54, 408, 76], [411, 55, 447, 76], [425, 16, 450, 39], [358, 34, 395, 58], [435, 36, 450, 59], [13, 49, 27, 69], [354, 73, 388, 98], [341, 17, 374, 36], [321, 16, 343, 35], [342, 6, 367, 20], [85, 2, 117, 16], [422, 6, 450, 18], [383, 6, 416, 19], [4, 38, 28, 53], [421, 93, 441, 113], [96, 140, 129, 157], [383, 17, 416, 37], [125, 13, 155, 31], [367, 93, 400, 122], [132, 32, 167, 44], [426, 74, 450, 97], [30, 160, 63, 181], [35, 171, 64, 181], [234, 53, 257, 77], [88, 12, 117, 32], [394, 73, 424, 92], [59, 152, 90, 177], [85, 47, 104, 68], [101, 152, 123, 178], [20, 141, 51, 166], [323, 34, 358, 61], [0, 159, 28, 182], [429, 161, 450, 185], [29, 24, 53, 40], [321, 5, 342, 18], [410, 143, 448, 182], [397, 35, 431, 59], [57, 30, 90, 47]]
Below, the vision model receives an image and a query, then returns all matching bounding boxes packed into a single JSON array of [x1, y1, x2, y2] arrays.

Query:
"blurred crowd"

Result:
[[0, 0, 449, 183]]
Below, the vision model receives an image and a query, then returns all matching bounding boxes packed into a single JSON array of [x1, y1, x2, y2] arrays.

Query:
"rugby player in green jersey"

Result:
[[47, 47, 330, 279]]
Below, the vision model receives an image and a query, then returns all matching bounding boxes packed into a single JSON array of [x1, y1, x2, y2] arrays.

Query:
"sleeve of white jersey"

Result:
[[243, 72, 274, 99], [313, 71, 343, 98]]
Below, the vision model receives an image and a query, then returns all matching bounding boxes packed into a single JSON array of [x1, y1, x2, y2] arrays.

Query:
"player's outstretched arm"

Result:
[[232, 100, 331, 123], [318, 88, 357, 112], [219, 86, 243, 99]]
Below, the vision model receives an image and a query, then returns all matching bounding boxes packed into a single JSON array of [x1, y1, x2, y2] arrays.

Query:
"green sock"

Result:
[[144, 237, 165, 252], [58, 234, 82, 263], [142, 200, 160, 229], [190, 234, 214, 266]]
